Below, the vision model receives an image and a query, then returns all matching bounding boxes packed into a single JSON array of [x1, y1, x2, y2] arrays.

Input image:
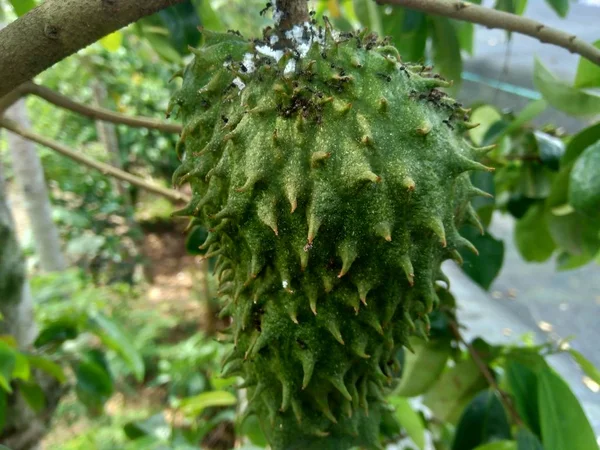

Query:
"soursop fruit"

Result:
[[169, 23, 491, 450]]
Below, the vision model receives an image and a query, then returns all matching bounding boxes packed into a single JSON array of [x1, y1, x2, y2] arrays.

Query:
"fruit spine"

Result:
[[169, 22, 491, 450]]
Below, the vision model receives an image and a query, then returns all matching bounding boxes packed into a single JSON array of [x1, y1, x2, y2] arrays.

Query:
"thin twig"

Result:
[[0, 118, 190, 204], [448, 320, 524, 426], [15, 82, 182, 133], [376, 0, 600, 66]]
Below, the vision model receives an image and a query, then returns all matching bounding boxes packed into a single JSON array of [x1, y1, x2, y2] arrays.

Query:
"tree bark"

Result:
[[0, 0, 186, 98], [5, 100, 67, 272]]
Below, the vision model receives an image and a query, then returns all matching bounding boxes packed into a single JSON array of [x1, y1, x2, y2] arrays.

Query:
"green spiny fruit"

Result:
[[170, 24, 491, 450]]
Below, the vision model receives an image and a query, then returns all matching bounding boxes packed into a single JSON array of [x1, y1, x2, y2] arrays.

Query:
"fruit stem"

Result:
[[273, 0, 310, 44]]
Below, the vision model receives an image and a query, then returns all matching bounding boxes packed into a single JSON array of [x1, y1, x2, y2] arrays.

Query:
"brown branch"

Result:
[[376, 0, 600, 67], [0, 118, 190, 204], [449, 320, 524, 427], [18, 82, 182, 133], [0, 0, 186, 98]]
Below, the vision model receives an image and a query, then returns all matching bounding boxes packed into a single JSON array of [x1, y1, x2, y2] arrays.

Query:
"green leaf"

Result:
[[538, 368, 599, 450], [474, 442, 517, 450], [389, 397, 426, 449], [34, 320, 79, 348], [568, 141, 600, 220], [457, 22, 475, 55], [506, 360, 542, 435], [89, 312, 145, 382], [534, 131, 565, 172], [515, 204, 555, 262], [533, 58, 600, 117], [459, 227, 504, 290], [185, 225, 209, 255], [0, 389, 5, 433], [75, 360, 114, 414], [18, 380, 46, 413], [100, 31, 123, 52], [0, 343, 16, 393], [394, 337, 451, 397], [238, 414, 268, 447], [353, 0, 383, 35], [469, 106, 502, 145], [143, 32, 183, 63], [8, 0, 36, 16], [516, 427, 544, 450], [569, 349, 600, 385], [12, 351, 30, 381], [124, 413, 171, 440], [156, 1, 201, 53], [430, 17, 462, 90], [501, 100, 548, 140], [452, 390, 512, 450], [544, 0, 569, 17], [178, 390, 237, 416], [423, 358, 488, 423], [193, 0, 224, 31], [27, 355, 66, 383], [382, 9, 428, 62], [574, 40, 600, 89], [563, 122, 600, 168]]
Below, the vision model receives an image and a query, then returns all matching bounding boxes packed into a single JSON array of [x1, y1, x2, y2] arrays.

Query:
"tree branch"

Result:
[[449, 320, 524, 427], [0, 0, 186, 98], [376, 0, 600, 67], [19, 82, 182, 133], [0, 118, 190, 204]]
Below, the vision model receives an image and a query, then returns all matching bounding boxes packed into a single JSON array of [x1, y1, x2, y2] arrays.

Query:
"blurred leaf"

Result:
[[423, 358, 488, 423], [556, 250, 594, 271], [89, 312, 145, 382], [185, 225, 209, 255], [568, 349, 600, 385], [100, 31, 123, 52], [12, 352, 30, 381], [474, 442, 517, 450], [507, 195, 537, 219], [0, 343, 16, 393], [34, 320, 79, 348], [457, 22, 475, 55], [574, 40, 600, 89], [382, 9, 428, 62], [124, 413, 171, 440], [19, 380, 46, 413], [179, 390, 237, 416], [470, 106, 502, 145], [8, 0, 36, 16], [534, 131, 564, 171], [516, 427, 544, 450], [0, 390, 5, 433], [27, 355, 66, 384], [239, 414, 268, 447], [353, 0, 383, 34], [193, 0, 224, 31], [459, 227, 504, 290], [143, 32, 183, 63], [538, 368, 599, 450], [430, 17, 462, 90], [501, 100, 547, 139], [533, 58, 600, 117], [157, 1, 201, 53], [75, 360, 114, 414], [389, 397, 425, 449], [515, 204, 555, 262], [544, 0, 569, 17], [518, 163, 553, 199], [563, 122, 600, 167], [568, 141, 600, 220], [452, 390, 512, 450], [394, 337, 451, 397]]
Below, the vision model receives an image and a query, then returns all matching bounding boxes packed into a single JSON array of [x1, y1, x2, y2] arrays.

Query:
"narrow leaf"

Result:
[[178, 390, 237, 416], [574, 40, 600, 89], [89, 313, 145, 382], [389, 397, 426, 449], [569, 349, 600, 385], [533, 58, 600, 117], [538, 368, 599, 450]]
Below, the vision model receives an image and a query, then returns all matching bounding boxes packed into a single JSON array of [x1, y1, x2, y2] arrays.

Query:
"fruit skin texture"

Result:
[[170, 27, 490, 450]]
